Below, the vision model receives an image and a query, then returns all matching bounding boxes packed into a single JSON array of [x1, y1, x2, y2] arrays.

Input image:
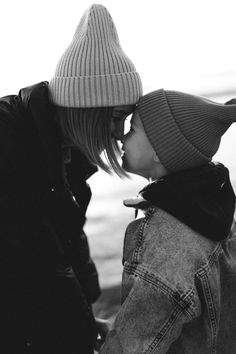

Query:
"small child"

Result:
[[100, 89, 236, 353]]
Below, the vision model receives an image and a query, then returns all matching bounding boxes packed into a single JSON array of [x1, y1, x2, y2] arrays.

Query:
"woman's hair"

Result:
[[55, 106, 127, 177]]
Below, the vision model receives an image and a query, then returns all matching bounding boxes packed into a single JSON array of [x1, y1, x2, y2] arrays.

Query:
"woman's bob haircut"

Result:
[[55, 106, 128, 177]]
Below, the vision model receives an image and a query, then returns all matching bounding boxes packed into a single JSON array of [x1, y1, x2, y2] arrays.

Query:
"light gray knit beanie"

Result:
[[49, 4, 142, 107], [138, 89, 236, 172]]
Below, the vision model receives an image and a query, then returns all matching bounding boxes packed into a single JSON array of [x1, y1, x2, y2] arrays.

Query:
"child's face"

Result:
[[121, 111, 166, 179]]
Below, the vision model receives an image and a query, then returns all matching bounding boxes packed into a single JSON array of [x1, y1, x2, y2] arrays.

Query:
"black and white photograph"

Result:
[[0, 0, 236, 353]]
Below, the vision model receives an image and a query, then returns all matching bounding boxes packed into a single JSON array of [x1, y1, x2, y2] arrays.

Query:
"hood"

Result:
[[125, 162, 235, 241]]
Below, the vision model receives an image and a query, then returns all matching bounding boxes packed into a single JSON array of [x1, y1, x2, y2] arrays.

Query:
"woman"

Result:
[[0, 4, 142, 353]]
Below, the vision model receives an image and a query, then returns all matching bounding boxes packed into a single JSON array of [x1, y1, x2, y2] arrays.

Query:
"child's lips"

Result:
[[121, 145, 125, 155]]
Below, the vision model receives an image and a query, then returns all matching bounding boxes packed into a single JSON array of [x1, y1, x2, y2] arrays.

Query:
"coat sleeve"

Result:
[[100, 274, 197, 354]]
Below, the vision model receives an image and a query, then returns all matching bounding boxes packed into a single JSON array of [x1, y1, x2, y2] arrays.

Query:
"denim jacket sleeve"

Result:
[[100, 269, 197, 354]]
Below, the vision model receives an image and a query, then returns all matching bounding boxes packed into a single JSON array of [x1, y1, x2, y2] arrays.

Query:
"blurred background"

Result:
[[1, 0, 236, 318]]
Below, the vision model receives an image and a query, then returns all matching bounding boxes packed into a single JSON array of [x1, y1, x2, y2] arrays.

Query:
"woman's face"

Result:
[[111, 105, 135, 141]]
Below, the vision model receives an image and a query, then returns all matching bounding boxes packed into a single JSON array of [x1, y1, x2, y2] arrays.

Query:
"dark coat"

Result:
[[0, 81, 100, 352]]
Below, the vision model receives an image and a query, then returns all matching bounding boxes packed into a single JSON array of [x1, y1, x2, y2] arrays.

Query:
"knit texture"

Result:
[[49, 4, 142, 107], [138, 89, 236, 172]]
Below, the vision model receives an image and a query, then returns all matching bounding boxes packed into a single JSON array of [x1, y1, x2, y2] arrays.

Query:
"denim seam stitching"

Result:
[[199, 274, 217, 354], [195, 244, 220, 354], [124, 263, 195, 320], [144, 305, 183, 353], [133, 207, 156, 263], [195, 242, 222, 278]]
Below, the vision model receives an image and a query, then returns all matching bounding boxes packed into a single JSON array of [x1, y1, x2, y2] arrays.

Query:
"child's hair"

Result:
[[55, 106, 126, 177]]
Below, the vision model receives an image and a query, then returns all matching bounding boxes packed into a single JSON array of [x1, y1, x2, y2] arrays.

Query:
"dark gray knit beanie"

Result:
[[138, 89, 236, 172]]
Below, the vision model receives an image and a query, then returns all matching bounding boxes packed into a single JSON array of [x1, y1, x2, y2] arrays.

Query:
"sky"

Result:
[[1, 0, 236, 173]]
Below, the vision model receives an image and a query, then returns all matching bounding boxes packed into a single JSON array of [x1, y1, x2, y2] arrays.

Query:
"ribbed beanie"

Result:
[[138, 89, 236, 172], [49, 4, 142, 107]]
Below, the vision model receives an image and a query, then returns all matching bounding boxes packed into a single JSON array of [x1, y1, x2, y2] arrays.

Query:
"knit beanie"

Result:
[[49, 4, 142, 108], [138, 89, 236, 172]]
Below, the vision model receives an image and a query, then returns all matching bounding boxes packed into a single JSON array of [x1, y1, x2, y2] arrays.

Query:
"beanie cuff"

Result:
[[49, 72, 142, 108]]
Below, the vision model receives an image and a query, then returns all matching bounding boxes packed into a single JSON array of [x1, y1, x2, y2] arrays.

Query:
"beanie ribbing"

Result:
[[49, 4, 142, 107], [138, 89, 236, 172]]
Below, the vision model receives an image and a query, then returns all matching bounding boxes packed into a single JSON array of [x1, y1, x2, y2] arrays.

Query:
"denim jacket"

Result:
[[100, 204, 236, 354]]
